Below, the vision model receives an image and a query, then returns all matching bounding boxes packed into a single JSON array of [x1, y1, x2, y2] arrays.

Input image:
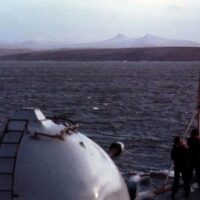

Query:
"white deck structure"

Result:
[[0, 108, 130, 200]]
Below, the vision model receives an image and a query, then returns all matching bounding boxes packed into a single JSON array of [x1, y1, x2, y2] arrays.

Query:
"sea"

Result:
[[0, 61, 199, 178]]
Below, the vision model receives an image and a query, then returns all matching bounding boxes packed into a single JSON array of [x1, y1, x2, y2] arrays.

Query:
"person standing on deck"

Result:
[[171, 136, 191, 198], [187, 128, 200, 188]]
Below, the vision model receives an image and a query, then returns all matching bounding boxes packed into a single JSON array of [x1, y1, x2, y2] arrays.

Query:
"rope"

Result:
[[163, 162, 173, 186], [184, 109, 197, 138]]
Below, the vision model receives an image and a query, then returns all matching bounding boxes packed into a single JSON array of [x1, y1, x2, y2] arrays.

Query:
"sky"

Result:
[[0, 0, 200, 44]]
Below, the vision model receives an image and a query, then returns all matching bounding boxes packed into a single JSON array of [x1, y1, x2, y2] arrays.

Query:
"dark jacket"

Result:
[[171, 144, 190, 169], [187, 137, 200, 167]]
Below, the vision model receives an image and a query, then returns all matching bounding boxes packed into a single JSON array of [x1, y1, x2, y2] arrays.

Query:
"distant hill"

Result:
[[0, 34, 199, 50], [1, 47, 200, 61], [68, 34, 200, 49]]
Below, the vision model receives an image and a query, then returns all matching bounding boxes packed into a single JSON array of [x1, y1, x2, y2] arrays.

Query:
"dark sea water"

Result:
[[0, 61, 199, 177]]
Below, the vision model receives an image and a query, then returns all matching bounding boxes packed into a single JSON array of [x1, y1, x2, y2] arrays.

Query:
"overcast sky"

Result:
[[0, 0, 200, 43]]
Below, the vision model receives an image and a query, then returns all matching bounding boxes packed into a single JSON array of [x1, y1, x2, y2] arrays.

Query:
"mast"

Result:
[[197, 66, 200, 134]]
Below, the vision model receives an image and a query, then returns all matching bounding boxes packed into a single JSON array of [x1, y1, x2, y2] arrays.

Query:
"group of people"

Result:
[[171, 128, 200, 198]]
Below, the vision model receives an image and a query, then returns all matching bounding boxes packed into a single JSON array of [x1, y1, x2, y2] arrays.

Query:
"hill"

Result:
[[1, 47, 200, 61]]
